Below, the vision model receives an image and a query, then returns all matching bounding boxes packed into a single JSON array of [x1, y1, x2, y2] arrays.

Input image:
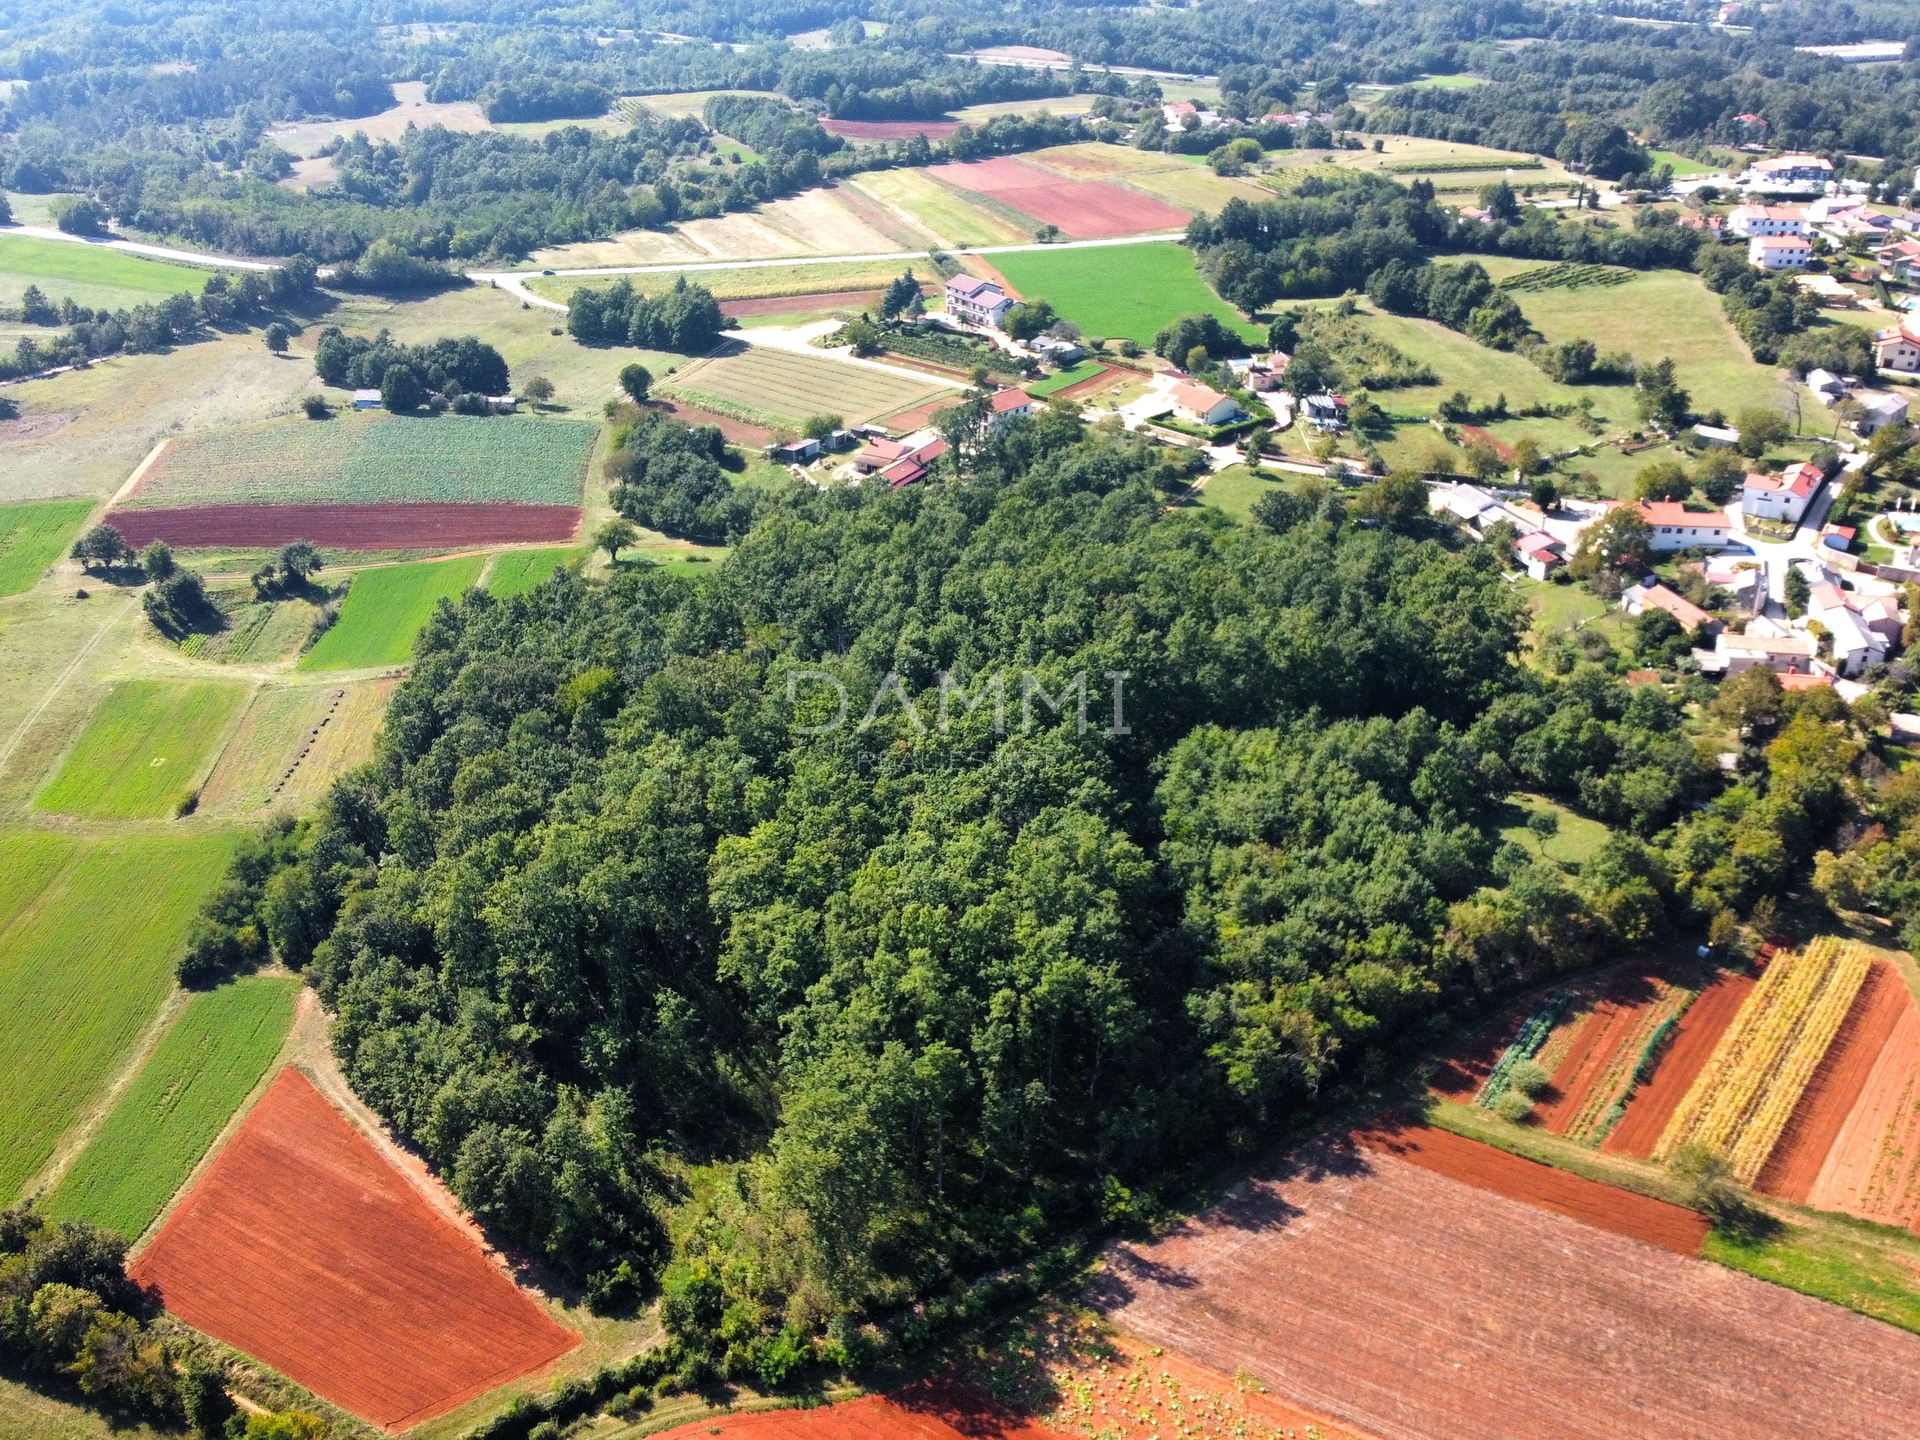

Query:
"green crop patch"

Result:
[[0, 828, 240, 1203], [0, 233, 213, 312], [0, 499, 93, 597], [488, 546, 588, 599], [34, 680, 249, 819], [1026, 361, 1106, 397], [50, 974, 299, 1240], [990, 243, 1263, 346], [301, 554, 485, 670], [120, 413, 596, 510]]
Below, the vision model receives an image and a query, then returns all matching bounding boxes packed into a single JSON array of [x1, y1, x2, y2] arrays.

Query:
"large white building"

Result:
[[944, 274, 1015, 329], [1876, 321, 1920, 373], [1742, 463, 1823, 523], [1728, 204, 1809, 237], [1637, 501, 1734, 551], [1738, 153, 1834, 196], [1749, 235, 1813, 270]]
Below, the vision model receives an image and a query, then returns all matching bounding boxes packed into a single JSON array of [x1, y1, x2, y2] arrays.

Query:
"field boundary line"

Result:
[[129, 974, 307, 1256], [20, 984, 193, 1210], [190, 678, 266, 808], [109, 437, 172, 506], [0, 596, 129, 789]]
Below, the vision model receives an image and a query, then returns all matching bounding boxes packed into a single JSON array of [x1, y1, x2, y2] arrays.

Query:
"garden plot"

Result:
[[663, 345, 953, 426]]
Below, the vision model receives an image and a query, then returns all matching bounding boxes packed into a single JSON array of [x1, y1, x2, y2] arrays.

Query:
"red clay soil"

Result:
[[648, 1381, 1056, 1440], [1355, 1120, 1708, 1254], [925, 157, 1192, 239], [131, 1069, 577, 1432], [822, 117, 963, 141], [1808, 995, 1920, 1227], [652, 399, 775, 446], [1756, 960, 1907, 1202], [1536, 972, 1667, 1135], [1455, 424, 1515, 462], [1603, 966, 1757, 1158], [1089, 1136, 1920, 1440], [875, 397, 959, 434], [1043, 365, 1118, 402], [107, 503, 581, 550]]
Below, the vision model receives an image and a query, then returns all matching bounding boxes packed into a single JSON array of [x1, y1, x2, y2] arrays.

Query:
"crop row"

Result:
[[1476, 993, 1567, 1106], [1561, 982, 1693, 1146], [1497, 263, 1634, 294], [1655, 938, 1872, 1181]]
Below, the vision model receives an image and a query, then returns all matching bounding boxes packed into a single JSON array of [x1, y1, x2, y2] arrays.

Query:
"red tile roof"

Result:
[[989, 388, 1035, 413], [1637, 501, 1728, 529]]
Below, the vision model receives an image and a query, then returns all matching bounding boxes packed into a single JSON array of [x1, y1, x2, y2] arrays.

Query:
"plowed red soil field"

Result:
[[924, 157, 1192, 239], [1089, 1137, 1920, 1440], [108, 503, 581, 550], [649, 1381, 1054, 1440], [1604, 966, 1756, 1158], [653, 400, 774, 445], [1808, 989, 1920, 1227], [822, 118, 963, 140], [1758, 960, 1907, 1202], [1357, 1121, 1708, 1253], [1537, 987, 1649, 1134], [131, 1068, 577, 1431]]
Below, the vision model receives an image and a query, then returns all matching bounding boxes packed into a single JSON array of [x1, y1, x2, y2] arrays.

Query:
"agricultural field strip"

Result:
[[31, 680, 251, 820], [0, 499, 93, 597], [121, 416, 595, 509], [665, 346, 952, 424], [1656, 939, 1874, 1181], [1547, 981, 1695, 1144]]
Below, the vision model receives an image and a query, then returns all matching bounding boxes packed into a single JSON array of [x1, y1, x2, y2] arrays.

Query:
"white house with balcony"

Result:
[[944, 274, 1014, 329], [1742, 462, 1823, 523]]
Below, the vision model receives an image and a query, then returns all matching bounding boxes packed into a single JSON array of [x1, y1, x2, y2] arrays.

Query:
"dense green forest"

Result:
[[170, 396, 1875, 1381]]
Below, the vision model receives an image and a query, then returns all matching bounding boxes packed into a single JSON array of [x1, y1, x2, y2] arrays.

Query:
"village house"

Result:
[[1749, 234, 1813, 271], [1875, 320, 1920, 373], [988, 388, 1039, 426], [1738, 153, 1834, 196], [1741, 462, 1823, 524], [1805, 580, 1901, 675], [1876, 238, 1920, 283], [1302, 392, 1349, 431], [1637, 500, 1734, 551], [874, 436, 948, 488], [1703, 556, 1768, 612], [1167, 381, 1244, 428], [944, 274, 1015, 329], [1852, 390, 1911, 435], [1696, 630, 1821, 677], [1032, 335, 1084, 365], [1226, 353, 1287, 392], [1623, 581, 1721, 637], [1805, 368, 1851, 404], [1515, 530, 1565, 581], [1162, 100, 1225, 129], [1728, 204, 1809, 238]]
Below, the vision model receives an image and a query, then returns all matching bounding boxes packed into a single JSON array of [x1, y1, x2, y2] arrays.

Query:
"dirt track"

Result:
[[1091, 1139, 1920, 1440], [131, 1068, 577, 1431], [1604, 967, 1755, 1158]]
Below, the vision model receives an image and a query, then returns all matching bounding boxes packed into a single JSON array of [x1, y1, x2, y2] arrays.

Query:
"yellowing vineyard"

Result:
[[1654, 938, 1873, 1182]]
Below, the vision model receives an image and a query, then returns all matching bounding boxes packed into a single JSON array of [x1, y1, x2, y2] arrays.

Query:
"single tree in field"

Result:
[[618, 363, 652, 405], [277, 541, 323, 585], [880, 269, 921, 320], [139, 540, 175, 581], [595, 517, 638, 565], [72, 524, 131, 574], [263, 322, 291, 354], [1734, 406, 1790, 459], [522, 375, 556, 406], [380, 363, 422, 413]]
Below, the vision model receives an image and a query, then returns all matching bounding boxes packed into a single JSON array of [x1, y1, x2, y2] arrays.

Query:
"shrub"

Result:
[[1492, 1089, 1535, 1122], [301, 394, 330, 419], [1507, 1059, 1552, 1099]]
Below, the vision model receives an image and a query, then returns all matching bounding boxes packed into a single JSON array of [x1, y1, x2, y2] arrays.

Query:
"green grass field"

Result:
[[0, 828, 240, 1203], [34, 680, 249, 819], [1196, 463, 1281, 522], [1406, 73, 1489, 89], [1646, 149, 1727, 177], [49, 974, 298, 1240], [487, 545, 587, 598], [0, 499, 92, 596], [1026, 360, 1105, 397], [1498, 793, 1614, 869], [301, 554, 485, 670], [0, 233, 213, 313], [989, 243, 1263, 345], [121, 413, 596, 509]]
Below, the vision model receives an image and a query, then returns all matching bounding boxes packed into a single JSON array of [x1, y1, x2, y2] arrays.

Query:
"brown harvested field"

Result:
[[1758, 960, 1908, 1202], [279, 678, 396, 805], [1090, 1137, 1920, 1440], [653, 399, 776, 446], [925, 157, 1191, 239], [649, 1382, 1056, 1440], [721, 288, 886, 317], [108, 502, 582, 550], [1808, 991, 1920, 1227], [823, 117, 962, 140], [1357, 1120, 1708, 1253], [131, 1068, 577, 1431], [1604, 965, 1756, 1158], [875, 396, 959, 433]]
